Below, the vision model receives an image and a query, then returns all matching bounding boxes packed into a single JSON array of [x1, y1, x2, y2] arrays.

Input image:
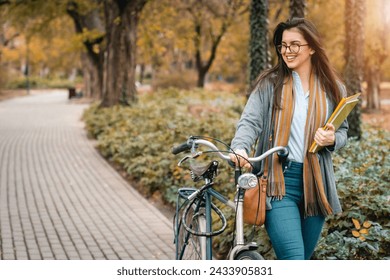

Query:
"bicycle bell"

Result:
[[237, 173, 258, 189]]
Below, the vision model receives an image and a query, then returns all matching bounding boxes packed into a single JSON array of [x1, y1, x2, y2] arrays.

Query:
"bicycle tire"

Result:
[[175, 199, 206, 260], [234, 250, 264, 260]]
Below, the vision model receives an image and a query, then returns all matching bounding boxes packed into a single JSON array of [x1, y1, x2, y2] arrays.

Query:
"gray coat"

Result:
[[231, 78, 348, 214]]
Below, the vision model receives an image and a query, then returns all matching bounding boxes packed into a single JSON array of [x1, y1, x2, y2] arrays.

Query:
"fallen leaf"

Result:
[[352, 218, 361, 230], [352, 230, 360, 237], [363, 221, 372, 228]]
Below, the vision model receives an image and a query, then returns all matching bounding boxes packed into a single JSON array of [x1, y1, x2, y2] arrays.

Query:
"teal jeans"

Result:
[[265, 161, 325, 260]]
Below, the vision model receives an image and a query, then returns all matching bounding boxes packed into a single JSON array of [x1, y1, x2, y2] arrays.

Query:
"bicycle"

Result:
[[172, 136, 288, 260]]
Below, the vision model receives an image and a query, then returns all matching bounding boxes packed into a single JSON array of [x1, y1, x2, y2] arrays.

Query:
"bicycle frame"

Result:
[[178, 174, 255, 260]]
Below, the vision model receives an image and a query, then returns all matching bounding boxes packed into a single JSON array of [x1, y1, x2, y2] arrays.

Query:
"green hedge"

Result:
[[5, 76, 78, 89], [83, 88, 389, 260], [314, 128, 390, 260]]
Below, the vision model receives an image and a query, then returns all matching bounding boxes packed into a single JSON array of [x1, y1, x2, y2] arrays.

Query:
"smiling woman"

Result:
[[230, 18, 348, 260]]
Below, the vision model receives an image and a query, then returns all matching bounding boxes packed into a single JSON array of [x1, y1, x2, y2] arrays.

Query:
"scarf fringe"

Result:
[[267, 181, 285, 198]]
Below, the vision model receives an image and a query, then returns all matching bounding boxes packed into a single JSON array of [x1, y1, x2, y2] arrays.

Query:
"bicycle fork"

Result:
[[234, 189, 246, 246], [228, 179, 259, 259]]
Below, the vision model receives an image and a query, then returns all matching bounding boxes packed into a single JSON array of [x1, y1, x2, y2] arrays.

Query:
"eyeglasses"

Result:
[[276, 43, 309, 54]]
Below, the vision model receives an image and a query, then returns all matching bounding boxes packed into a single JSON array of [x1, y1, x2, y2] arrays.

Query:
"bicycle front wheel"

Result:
[[235, 250, 264, 260], [175, 198, 206, 260]]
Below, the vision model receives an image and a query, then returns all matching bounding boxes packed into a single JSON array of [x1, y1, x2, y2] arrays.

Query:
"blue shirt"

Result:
[[288, 72, 333, 162]]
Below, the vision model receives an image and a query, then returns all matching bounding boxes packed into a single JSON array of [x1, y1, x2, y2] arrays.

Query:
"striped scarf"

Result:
[[268, 73, 333, 216]]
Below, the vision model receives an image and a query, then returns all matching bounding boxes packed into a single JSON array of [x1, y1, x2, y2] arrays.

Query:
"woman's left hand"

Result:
[[314, 123, 336, 147]]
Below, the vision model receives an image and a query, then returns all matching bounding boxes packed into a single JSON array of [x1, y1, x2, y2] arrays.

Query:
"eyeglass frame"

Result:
[[276, 43, 309, 54]]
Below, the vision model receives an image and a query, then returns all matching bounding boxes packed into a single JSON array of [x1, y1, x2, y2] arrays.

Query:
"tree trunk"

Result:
[[344, 0, 365, 139], [122, 2, 141, 103], [364, 0, 387, 111], [197, 68, 207, 88], [139, 63, 145, 84], [249, 0, 269, 86], [101, 1, 123, 107], [289, 0, 306, 18], [101, 0, 146, 107], [80, 52, 102, 99], [66, 1, 104, 99], [80, 53, 91, 98], [193, 21, 218, 88], [365, 65, 381, 111]]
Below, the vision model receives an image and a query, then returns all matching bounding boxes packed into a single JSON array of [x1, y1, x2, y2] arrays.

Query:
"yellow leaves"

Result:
[[114, 17, 121, 25], [78, 28, 105, 46], [351, 218, 372, 241], [352, 230, 360, 237], [173, 165, 182, 180], [359, 228, 369, 235], [92, 44, 100, 54], [1, 48, 20, 62], [363, 221, 372, 228], [2, 15, 82, 78], [352, 218, 361, 230]]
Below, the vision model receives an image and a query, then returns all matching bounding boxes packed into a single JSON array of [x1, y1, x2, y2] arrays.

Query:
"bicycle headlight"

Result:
[[237, 173, 258, 189]]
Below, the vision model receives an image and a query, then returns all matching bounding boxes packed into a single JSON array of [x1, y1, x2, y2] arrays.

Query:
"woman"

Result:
[[230, 18, 348, 260]]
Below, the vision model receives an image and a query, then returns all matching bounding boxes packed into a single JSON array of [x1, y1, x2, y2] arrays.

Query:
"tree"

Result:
[[138, 0, 251, 88], [364, 0, 387, 111], [68, 0, 147, 106], [2, 0, 147, 107], [344, 0, 365, 139], [0, 1, 18, 84], [137, 0, 185, 84], [249, 0, 269, 86], [101, 0, 147, 107], [0, 1, 81, 83], [66, 1, 105, 99], [289, 0, 306, 18], [182, 0, 247, 88]]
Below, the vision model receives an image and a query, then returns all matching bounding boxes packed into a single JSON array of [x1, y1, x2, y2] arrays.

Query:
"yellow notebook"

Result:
[[309, 92, 361, 153]]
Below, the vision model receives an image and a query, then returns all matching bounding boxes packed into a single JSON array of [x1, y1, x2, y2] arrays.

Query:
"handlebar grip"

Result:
[[277, 148, 289, 163], [172, 142, 191, 155]]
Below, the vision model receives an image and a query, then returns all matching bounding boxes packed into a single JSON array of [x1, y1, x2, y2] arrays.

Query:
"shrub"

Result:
[[152, 71, 197, 90], [5, 76, 77, 89], [313, 127, 390, 260]]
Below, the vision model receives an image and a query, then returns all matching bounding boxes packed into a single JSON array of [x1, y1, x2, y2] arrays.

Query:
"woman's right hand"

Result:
[[229, 149, 251, 169]]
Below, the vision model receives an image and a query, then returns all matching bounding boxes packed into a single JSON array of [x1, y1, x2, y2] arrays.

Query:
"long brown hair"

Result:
[[253, 18, 342, 108]]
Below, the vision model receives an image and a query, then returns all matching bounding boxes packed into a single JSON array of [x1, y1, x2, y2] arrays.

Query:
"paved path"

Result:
[[0, 90, 175, 260]]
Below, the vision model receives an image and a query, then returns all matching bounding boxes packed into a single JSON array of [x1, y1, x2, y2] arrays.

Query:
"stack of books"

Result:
[[309, 92, 361, 153]]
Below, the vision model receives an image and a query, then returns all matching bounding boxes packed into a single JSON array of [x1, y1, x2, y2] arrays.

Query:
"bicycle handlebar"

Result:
[[172, 137, 288, 164]]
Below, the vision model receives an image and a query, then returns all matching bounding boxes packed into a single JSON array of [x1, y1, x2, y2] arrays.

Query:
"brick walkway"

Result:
[[0, 90, 174, 260]]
